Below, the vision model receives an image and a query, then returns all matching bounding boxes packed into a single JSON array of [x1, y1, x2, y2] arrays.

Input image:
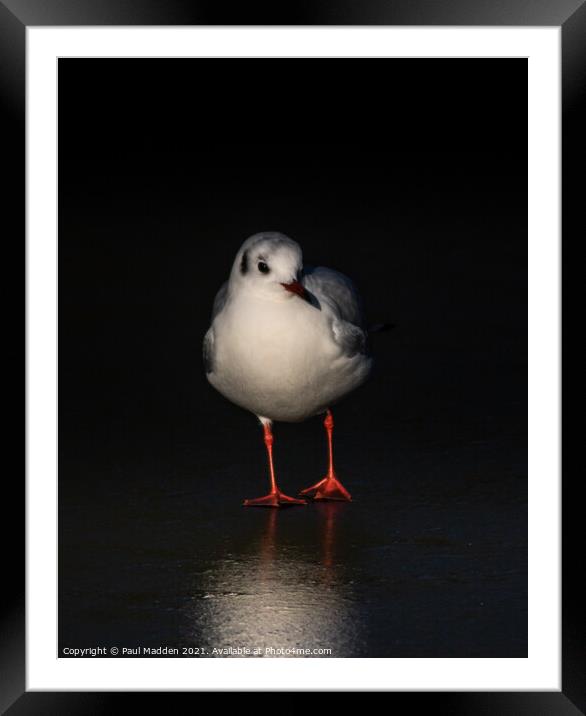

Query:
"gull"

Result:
[[203, 231, 373, 507]]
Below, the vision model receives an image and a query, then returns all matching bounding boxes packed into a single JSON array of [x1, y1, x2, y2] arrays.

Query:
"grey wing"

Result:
[[203, 328, 215, 374], [302, 266, 368, 357], [203, 282, 229, 375], [331, 318, 368, 357], [302, 266, 365, 326], [211, 281, 229, 321]]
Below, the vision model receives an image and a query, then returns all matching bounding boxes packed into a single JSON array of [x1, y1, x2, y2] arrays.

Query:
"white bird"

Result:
[[203, 231, 373, 507]]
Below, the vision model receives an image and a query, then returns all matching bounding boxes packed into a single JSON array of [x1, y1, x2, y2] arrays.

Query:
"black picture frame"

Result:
[[7, 1, 578, 712]]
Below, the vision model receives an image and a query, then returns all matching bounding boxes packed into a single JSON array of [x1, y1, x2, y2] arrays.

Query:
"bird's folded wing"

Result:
[[332, 318, 368, 357], [302, 266, 368, 358], [302, 266, 364, 327], [203, 282, 228, 374], [211, 281, 229, 320], [203, 327, 215, 374]]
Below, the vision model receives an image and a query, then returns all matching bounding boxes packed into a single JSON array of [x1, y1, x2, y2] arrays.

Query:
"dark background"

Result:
[[58, 59, 527, 658]]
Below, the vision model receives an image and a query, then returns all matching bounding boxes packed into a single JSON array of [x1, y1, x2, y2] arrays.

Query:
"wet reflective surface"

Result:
[[59, 402, 527, 658], [192, 506, 362, 657]]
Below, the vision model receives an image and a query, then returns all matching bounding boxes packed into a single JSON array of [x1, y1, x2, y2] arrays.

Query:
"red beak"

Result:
[[281, 280, 308, 300]]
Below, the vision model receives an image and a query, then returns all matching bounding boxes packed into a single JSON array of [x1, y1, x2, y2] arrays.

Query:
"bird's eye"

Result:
[[258, 261, 270, 274]]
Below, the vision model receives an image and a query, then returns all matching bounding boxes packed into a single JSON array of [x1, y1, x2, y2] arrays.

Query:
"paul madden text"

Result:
[[61, 645, 333, 657]]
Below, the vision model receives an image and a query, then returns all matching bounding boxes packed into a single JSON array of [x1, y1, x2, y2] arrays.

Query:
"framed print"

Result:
[[6, 1, 580, 712]]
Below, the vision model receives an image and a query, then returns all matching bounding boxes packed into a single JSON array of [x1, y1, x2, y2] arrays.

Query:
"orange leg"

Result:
[[244, 423, 305, 507], [299, 410, 352, 501]]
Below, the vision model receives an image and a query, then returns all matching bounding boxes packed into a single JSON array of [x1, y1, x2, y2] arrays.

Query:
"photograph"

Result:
[[57, 57, 528, 659]]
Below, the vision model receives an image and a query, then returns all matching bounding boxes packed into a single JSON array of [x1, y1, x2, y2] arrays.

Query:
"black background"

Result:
[[58, 59, 527, 658]]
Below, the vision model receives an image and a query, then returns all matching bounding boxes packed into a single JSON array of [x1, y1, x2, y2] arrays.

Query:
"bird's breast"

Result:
[[208, 294, 370, 422], [219, 296, 334, 378]]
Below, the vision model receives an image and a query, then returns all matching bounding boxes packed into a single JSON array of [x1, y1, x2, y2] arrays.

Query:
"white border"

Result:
[[27, 27, 560, 691]]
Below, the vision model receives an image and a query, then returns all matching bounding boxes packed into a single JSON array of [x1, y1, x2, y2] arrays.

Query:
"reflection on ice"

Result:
[[191, 504, 360, 657]]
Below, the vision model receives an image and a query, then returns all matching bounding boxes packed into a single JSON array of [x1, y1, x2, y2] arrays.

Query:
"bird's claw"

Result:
[[299, 475, 352, 502], [243, 490, 306, 507]]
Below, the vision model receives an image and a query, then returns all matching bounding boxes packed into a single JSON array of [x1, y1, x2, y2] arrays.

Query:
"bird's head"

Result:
[[229, 231, 308, 301]]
